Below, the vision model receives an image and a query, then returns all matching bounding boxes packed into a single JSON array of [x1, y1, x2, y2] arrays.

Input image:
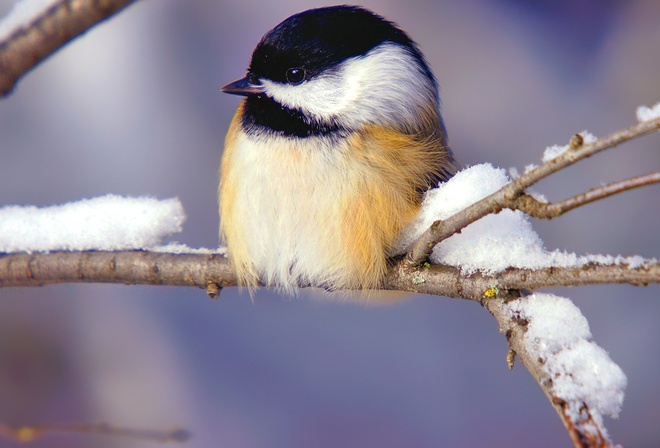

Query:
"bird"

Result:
[[219, 5, 456, 293]]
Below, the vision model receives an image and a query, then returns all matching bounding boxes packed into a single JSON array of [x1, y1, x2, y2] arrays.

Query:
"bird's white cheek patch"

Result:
[[261, 71, 356, 120], [259, 44, 437, 131]]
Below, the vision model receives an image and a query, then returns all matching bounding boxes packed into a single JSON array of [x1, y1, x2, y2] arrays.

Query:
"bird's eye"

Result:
[[286, 68, 305, 85]]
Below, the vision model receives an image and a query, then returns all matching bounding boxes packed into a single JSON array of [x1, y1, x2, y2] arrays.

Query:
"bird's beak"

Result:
[[221, 76, 265, 96]]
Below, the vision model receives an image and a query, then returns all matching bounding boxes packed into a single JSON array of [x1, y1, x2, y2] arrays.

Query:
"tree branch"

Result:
[[485, 297, 615, 448], [0, 251, 237, 290], [0, 422, 189, 443], [515, 171, 660, 219], [1, 251, 657, 298], [0, 0, 138, 96], [387, 259, 659, 299], [3, 249, 652, 448], [406, 117, 660, 265]]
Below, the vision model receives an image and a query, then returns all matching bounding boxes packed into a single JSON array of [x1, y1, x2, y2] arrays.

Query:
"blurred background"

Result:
[[0, 0, 658, 446]]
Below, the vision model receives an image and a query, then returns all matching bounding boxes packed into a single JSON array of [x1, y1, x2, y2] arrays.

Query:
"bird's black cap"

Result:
[[248, 5, 430, 84], [227, 5, 440, 139]]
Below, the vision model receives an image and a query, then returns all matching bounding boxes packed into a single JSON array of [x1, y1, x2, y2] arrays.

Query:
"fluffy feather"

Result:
[[220, 103, 452, 292], [219, 6, 456, 293]]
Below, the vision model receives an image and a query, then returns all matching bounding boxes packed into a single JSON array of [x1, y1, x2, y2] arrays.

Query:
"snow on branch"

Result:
[[0, 195, 186, 253], [486, 294, 626, 448], [637, 103, 660, 123], [405, 115, 660, 266]]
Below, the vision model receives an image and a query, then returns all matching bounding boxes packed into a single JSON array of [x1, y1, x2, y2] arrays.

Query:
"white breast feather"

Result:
[[229, 131, 355, 291]]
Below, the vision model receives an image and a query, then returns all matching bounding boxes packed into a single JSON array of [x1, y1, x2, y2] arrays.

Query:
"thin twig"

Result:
[[0, 422, 189, 443], [515, 171, 660, 219], [0, 0, 138, 96], [406, 117, 660, 265]]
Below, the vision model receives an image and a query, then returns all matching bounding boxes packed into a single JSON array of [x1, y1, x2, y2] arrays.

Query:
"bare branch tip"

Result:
[[206, 282, 222, 299], [506, 348, 517, 370], [569, 133, 585, 150], [167, 427, 192, 443]]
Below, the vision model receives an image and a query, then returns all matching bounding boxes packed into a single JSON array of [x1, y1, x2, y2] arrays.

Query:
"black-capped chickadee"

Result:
[[220, 5, 456, 292]]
